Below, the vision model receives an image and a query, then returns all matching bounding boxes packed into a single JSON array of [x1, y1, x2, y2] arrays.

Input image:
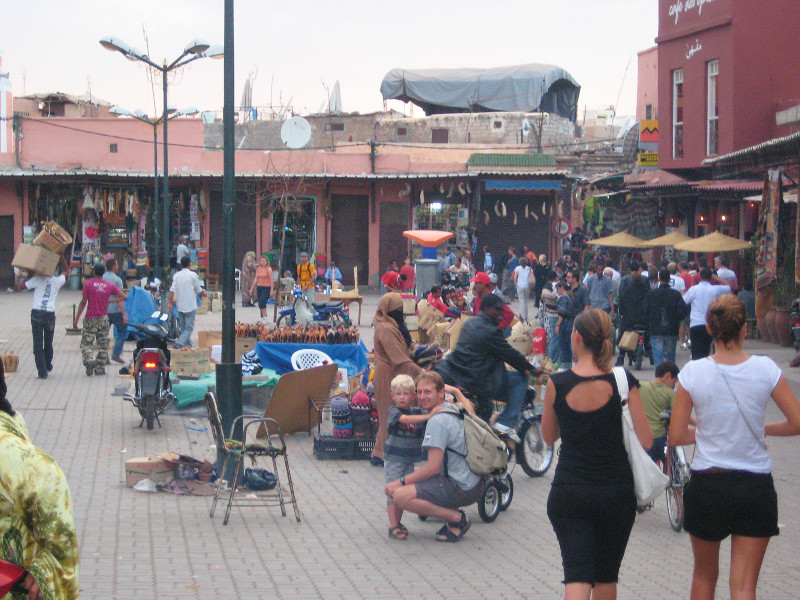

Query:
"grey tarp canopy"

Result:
[[380, 63, 581, 121]]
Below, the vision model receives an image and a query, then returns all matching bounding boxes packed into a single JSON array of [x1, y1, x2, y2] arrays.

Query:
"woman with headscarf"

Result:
[[240, 251, 258, 307], [0, 360, 79, 600], [370, 293, 423, 466]]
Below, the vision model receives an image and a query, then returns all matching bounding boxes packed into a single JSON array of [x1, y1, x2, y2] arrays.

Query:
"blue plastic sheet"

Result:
[[254, 341, 369, 377], [124, 286, 158, 336]]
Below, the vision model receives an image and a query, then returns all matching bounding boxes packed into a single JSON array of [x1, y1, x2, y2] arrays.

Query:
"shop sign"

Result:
[[639, 152, 659, 167], [553, 218, 572, 238]]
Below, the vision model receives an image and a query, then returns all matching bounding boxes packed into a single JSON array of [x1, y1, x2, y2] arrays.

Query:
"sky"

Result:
[[1, 0, 658, 120]]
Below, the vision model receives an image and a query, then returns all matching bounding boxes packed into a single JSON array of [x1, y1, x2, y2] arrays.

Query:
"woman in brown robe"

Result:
[[371, 293, 423, 465], [240, 251, 257, 307]]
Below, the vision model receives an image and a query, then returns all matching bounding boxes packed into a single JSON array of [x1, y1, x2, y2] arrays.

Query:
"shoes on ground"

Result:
[[86, 367, 94, 377], [369, 456, 384, 467], [37, 373, 47, 379], [111, 355, 125, 364], [46, 364, 53, 372], [94, 368, 106, 376], [492, 423, 521, 444]]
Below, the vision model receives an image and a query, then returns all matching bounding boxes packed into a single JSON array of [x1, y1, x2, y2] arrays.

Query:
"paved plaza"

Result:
[[3, 288, 800, 599]]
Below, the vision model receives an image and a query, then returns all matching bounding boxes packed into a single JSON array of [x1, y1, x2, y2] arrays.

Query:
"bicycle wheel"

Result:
[[276, 312, 295, 327], [666, 449, 685, 531], [478, 481, 502, 523], [516, 419, 553, 477]]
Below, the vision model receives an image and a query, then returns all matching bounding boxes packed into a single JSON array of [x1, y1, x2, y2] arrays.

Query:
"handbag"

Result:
[[613, 367, 669, 506], [527, 267, 536, 287], [618, 330, 639, 353]]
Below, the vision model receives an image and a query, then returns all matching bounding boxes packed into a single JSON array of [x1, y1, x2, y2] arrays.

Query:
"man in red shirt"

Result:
[[427, 285, 461, 318], [381, 269, 407, 293], [397, 257, 415, 291], [471, 272, 514, 329], [73, 263, 126, 376]]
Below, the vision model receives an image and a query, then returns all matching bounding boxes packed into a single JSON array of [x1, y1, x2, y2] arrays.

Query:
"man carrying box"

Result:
[[73, 263, 126, 376], [168, 256, 207, 348], [19, 253, 70, 379]]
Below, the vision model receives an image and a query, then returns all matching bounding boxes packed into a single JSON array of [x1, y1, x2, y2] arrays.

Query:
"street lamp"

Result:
[[109, 105, 198, 280], [100, 36, 222, 303]]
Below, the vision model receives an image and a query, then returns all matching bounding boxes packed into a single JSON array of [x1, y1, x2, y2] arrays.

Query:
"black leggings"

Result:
[[547, 483, 636, 585]]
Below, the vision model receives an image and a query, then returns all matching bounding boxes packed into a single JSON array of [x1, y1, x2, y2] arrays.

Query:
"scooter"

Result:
[[126, 311, 177, 430], [277, 289, 351, 327]]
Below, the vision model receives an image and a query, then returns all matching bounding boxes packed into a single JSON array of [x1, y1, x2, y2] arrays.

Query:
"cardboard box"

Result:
[[1, 352, 19, 373], [198, 330, 223, 352], [405, 315, 420, 331], [235, 337, 258, 360], [202, 333, 257, 362], [400, 294, 418, 315], [211, 298, 222, 312], [171, 348, 212, 378], [12, 244, 60, 276], [125, 457, 174, 487], [196, 296, 210, 314], [33, 221, 73, 254]]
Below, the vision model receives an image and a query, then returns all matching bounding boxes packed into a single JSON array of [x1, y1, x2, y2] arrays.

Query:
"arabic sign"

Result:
[[686, 39, 703, 59], [638, 153, 659, 167]]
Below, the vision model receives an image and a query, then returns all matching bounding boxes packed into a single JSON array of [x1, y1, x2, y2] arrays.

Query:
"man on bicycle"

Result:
[[638, 360, 681, 462], [434, 293, 541, 443]]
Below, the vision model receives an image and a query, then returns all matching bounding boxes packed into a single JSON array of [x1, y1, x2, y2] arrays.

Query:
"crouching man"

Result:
[[385, 372, 483, 542]]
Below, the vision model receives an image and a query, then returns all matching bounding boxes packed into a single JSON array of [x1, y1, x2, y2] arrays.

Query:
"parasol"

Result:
[[586, 230, 645, 248], [403, 230, 454, 246], [639, 231, 692, 248], [673, 231, 752, 253]]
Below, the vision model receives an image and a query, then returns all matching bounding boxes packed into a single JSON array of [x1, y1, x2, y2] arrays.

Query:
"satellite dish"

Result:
[[280, 116, 312, 149], [622, 126, 640, 163], [521, 119, 532, 136]]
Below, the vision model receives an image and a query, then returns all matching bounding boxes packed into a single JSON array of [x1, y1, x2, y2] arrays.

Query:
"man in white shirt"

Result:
[[168, 256, 207, 348], [175, 236, 190, 269], [103, 258, 128, 363], [714, 256, 738, 291], [667, 262, 686, 294], [682, 268, 731, 359], [21, 254, 69, 379]]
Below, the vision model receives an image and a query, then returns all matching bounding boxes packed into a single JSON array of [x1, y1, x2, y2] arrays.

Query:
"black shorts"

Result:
[[547, 483, 636, 585], [415, 474, 484, 510], [684, 469, 779, 541], [256, 286, 271, 309]]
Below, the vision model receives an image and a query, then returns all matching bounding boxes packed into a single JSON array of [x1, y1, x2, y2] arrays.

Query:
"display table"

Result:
[[254, 341, 369, 376], [171, 371, 279, 409]]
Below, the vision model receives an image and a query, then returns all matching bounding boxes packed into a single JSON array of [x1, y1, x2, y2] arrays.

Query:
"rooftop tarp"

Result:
[[380, 64, 581, 122]]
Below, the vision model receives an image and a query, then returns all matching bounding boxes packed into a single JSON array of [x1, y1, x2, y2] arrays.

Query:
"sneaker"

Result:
[[94, 368, 106, 376], [492, 423, 521, 444], [111, 355, 126, 364]]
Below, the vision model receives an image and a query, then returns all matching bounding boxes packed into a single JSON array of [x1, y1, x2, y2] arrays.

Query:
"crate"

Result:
[[33, 221, 73, 254], [313, 434, 375, 460]]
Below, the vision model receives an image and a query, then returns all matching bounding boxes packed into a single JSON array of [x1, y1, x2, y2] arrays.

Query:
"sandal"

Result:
[[435, 510, 470, 542], [388, 524, 408, 540]]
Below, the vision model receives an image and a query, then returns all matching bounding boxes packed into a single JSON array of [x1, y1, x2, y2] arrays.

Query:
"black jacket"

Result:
[[645, 283, 690, 337], [435, 312, 533, 403], [618, 274, 650, 329]]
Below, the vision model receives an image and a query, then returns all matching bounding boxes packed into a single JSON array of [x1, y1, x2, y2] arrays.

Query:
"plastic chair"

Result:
[[234, 268, 241, 290], [205, 392, 301, 525], [290, 349, 334, 371]]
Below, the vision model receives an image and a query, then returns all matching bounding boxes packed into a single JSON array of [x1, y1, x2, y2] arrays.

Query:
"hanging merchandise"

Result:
[[82, 186, 95, 210]]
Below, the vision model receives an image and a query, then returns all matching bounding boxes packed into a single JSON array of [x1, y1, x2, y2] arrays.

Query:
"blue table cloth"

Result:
[[254, 341, 369, 377]]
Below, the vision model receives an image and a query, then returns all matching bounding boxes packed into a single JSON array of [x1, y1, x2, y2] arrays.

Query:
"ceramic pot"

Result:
[[775, 307, 793, 346], [764, 308, 778, 344]]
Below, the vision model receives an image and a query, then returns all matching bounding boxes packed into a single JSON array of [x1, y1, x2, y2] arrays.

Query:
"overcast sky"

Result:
[[1, 0, 658, 120]]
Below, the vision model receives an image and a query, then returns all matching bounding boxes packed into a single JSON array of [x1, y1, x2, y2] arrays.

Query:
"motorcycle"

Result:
[[277, 289, 351, 327], [126, 311, 177, 430]]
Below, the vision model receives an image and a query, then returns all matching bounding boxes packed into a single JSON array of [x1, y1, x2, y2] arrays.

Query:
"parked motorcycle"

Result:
[[126, 311, 177, 430], [277, 289, 351, 327]]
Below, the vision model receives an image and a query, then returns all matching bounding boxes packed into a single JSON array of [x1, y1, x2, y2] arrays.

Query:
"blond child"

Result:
[[384, 374, 438, 540]]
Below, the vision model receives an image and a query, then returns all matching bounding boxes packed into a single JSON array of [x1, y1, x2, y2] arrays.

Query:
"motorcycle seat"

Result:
[[312, 301, 344, 309]]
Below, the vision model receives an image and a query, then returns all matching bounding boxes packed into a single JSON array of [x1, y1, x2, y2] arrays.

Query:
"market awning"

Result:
[[586, 230, 645, 248], [639, 231, 692, 248], [484, 179, 562, 191], [673, 231, 752, 253]]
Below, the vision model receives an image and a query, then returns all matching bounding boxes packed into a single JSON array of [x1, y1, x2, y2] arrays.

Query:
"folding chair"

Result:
[[205, 392, 301, 525]]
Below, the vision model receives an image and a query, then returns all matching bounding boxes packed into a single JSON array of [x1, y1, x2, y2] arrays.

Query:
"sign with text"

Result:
[[639, 153, 659, 167]]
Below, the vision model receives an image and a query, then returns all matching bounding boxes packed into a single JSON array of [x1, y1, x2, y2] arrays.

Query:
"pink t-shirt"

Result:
[[83, 278, 122, 318]]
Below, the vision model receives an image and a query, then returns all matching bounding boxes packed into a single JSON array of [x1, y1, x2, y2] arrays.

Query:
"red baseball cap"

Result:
[[470, 272, 492, 284]]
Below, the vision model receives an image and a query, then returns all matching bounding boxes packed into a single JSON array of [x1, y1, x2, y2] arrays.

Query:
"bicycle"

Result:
[[658, 409, 691, 531]]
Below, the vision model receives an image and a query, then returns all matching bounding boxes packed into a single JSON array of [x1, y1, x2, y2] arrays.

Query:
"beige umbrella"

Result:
[[640, 231, 692, 248], [586, 230, 646, 248], [673, 231, 752, 252]]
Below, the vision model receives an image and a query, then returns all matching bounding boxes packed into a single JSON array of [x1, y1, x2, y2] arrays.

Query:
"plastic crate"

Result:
[[313, 434, 375, 460]]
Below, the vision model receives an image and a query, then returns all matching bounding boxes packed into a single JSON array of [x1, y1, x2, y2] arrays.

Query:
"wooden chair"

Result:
[[204, 392, 301, 525]]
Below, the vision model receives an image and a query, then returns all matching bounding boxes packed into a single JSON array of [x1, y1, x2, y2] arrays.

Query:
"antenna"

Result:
[[280, 116, 312, 149]]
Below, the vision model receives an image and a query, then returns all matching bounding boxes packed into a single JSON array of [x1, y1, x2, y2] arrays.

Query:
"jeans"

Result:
[[176, 310, 197, 348], [548, 316, 560, 363], [517, 286, 530, 320], [496, 370, 529, 429], [107, 311, 126, 358], [690, 325, 713, 360], [650, 335, 678, 368], [558, 318, 574, 368], [31, 309, 55, 377]]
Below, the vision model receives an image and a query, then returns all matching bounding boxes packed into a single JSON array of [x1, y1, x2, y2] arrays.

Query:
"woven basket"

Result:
[[1, 352, 19, 373]]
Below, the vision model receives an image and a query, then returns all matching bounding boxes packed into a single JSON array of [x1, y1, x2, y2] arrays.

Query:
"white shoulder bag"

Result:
[[613, 367, 669, 506]]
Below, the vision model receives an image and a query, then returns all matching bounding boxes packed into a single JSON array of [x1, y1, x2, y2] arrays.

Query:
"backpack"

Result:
[[438, 402, 509, 475]]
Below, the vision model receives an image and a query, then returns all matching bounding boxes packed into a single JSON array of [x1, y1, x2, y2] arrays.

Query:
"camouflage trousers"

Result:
[[81, 316, 110, 372]]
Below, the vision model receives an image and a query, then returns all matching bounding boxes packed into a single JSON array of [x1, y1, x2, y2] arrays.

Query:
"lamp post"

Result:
[[100, 37, 222, 304], [109, 105, 198, 280]]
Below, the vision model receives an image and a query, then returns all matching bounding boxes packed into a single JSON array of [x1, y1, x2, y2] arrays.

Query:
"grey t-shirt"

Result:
[[587, 274, 613, 310], [103, 271, 124, 314], [423, 411, 482, 491]]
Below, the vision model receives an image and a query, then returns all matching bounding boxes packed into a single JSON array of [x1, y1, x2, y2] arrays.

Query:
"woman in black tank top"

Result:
[[541, 308, 653, 599]]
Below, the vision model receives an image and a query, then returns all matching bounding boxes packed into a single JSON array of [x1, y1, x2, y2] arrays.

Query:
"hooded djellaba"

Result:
[[0, 359, 80, 599], [369, 293, 423, 464]]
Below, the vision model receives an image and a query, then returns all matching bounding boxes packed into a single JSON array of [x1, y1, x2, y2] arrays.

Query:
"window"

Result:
[[328, 122, 344, 132], [432, 128, 449, 143], [109, 143, 118, 153], [707, 60, 719, 156], [493, 121, 503, 129], [672, 69, 684, 159], [645, 104, 653, 120], [397, 127, 407, 136]]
